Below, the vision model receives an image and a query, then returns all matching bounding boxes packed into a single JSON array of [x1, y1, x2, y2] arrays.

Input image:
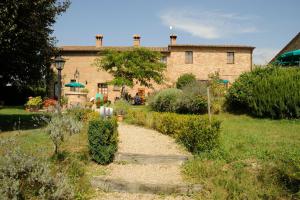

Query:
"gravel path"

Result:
[[92, 123, 198, 200]]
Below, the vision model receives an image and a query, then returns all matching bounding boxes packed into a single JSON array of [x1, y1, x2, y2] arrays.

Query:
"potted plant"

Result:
[[113, 100, 130, 122]]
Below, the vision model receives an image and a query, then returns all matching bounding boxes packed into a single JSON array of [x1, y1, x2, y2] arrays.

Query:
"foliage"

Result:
[[176, 73, 197, 89], [0, 0, 70, 89], [125, 109, 221, 153], [0, 140, 74, 200], [66, 107, 93, 122], [149, 88, 182, 112], [94, 48, 166, 97], [226, 67, 300, 118], [46, 113, 83, 154], [176, 81, 208, 114], [208, 72, 227, 114], [177, 119, 221, 153], [88, 118, 118, 164], [43, 98, 57, 108], [61, 96, 68, 106], [85, 111, 100, 122], [182, 113, 300, 199], [25, 96, 43, 108], [113, 99, 131, 115]]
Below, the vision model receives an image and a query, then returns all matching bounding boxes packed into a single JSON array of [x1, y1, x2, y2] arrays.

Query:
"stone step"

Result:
[[115, 152, 191, 164], [91, 177, 202, 195]]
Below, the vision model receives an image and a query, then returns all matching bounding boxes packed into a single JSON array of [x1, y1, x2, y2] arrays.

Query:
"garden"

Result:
[[1, 66, 299, 199]]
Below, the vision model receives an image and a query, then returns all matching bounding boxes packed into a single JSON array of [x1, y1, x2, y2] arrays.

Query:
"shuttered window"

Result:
[[227, 52, 235, 64], [185, 51, 193, 64]]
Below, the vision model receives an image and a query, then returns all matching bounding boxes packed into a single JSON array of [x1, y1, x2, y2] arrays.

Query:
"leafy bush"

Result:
[[25, 96, 43, 110], [113, 99, 130, 115], [0, 142, 74, 199], [46, 113, 83, 155], [149, 88, 182, 112], [66, 107, 93, 122], [43, 98, 57, 108], [177, 119, 221, 153], [88, 118, 118, 164], [226, 67, 300, 118], [176, 73, 196, 89], [176, 81, 208, 114], [125, 110, 221, 153]]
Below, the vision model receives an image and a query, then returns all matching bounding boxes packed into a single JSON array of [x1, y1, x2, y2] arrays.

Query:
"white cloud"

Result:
[[253, 48, 279, 65], [160, 9, 257, 39]]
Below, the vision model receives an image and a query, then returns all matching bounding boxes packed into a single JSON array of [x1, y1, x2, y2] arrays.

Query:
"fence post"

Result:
[[207, 87, 212, 124]]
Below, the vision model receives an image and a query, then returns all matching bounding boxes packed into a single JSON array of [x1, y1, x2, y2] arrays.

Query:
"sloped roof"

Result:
[[60, 46, 169, 52], [270, 32, 300, 63], [60, 44, 255, 53], [169, 44, 255, 49]]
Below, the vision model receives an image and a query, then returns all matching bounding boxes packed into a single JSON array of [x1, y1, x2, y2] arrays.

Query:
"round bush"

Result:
[[149, 88, 182, 112], [226, 67, 300, 118], [176, 73, 196, 89]]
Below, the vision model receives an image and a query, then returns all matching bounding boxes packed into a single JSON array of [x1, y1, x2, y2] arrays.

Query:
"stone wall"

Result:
[[58, 46, 253, 102]]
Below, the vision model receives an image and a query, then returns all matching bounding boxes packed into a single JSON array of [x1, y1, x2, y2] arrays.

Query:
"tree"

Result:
[[0, 0, 70, 89], [94, 48, 166, 97]]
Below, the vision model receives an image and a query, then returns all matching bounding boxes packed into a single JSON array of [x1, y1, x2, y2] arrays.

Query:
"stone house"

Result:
[[53, 34, 254, 104]]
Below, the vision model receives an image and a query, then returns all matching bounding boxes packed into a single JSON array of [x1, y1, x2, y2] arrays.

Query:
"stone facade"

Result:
[[53, 35, 254, 102]]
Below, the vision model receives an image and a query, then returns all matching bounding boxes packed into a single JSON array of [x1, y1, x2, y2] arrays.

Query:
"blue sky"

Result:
[[54, 0, 300, 64]]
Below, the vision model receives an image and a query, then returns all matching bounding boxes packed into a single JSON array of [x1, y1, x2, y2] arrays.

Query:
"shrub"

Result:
[[25, 96, 43, 110], [46, 113, 83, 155], [66, 107, 93, 122], [226, 67, 300, 118], [0, 142, 74, 199], [86, 111, 100, 122], [88, 118, 118, 164], [125, 109, 221, 153], [176, 73, 196, 89], [176, 119, 221, 153], [43, 98, 57, 108], [149, 88, 182, 112], [113, 99, 130, 115]]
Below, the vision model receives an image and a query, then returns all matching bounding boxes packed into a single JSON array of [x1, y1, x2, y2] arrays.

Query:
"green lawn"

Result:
[[0, 106, 47, 132], [1, 107, 299, 199], [184, 113, 300, 199], [0, 107, 95, 199]]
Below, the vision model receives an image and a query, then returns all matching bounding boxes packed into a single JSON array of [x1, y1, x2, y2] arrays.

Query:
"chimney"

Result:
[[133, 34, 141, 47], [95, 34, 103, 47], [170, 34, 177, 45]]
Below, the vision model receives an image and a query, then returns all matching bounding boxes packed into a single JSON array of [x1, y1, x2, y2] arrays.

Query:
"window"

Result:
[[98, 83, 108, 95], [227, 52, 235, 64], [161, 56, 167, 63], [70, 79, 76, 91], [185, 51, 193, 64]]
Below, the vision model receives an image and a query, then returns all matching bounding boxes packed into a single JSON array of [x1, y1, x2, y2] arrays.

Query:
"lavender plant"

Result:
[[0, 140, 74, 200]]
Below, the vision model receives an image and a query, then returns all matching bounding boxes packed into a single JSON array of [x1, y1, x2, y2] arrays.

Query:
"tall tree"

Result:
[[94, 48, 166, 97], [0, 0, 70, 88]]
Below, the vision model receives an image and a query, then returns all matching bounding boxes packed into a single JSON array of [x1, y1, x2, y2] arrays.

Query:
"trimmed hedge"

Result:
[[126, 110, 221, 153], [88, 118, 118, 164], [226, 67, 300, 118]]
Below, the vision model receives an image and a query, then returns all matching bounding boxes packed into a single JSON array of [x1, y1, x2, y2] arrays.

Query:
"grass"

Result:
[[183, 113, 300, 199], [0, 106, 47, 131], [0, 107, 98, 199]]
